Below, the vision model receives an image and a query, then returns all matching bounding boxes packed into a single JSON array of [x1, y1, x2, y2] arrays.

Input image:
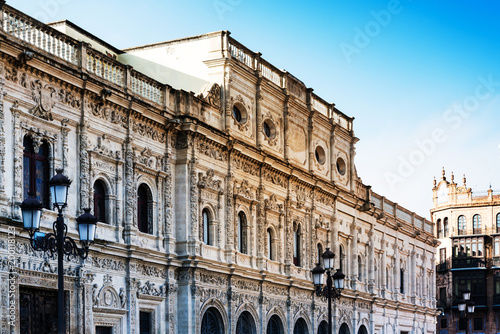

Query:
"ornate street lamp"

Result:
[[19, 169, 97, 334], [312, 248, 345, 334], [458, 288, 474, 334]]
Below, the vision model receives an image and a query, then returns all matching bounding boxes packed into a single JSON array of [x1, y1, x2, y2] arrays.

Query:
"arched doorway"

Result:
[[293, 318, 308, 334], [339, 323, 350, 334], [317, 321, 328, 334], [357, 325, 368, 334], [201, 307, 224, 334], [267, 314, 284, 334], [236, 311, 256, 334]]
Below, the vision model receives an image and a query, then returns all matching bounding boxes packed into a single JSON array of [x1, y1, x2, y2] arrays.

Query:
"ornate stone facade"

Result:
[[0, 4, 437, 334]]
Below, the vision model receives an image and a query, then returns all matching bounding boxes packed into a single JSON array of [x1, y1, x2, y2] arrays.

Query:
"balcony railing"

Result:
[[452, 257, 486, 269], [436, 261, 448, 272], [473, 228, 483, 235], [458, 229, 466, 235], [2, 5, 165, 106]]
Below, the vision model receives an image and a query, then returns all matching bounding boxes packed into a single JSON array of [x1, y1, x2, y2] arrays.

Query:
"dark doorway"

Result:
[[96, 326, 113, 334], [19, 286, 58, 334]]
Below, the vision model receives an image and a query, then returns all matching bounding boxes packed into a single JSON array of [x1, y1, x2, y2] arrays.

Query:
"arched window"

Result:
[[497, 213, 500, 233], [236, 311, 256, 334], [267, 228, 274, 260], [293, 318, 308, 334], [473, 214, 481, 234], [293, 224, 301, 267], [437, 219, 442, 238], [339, 323, 350, 334], [202, 209, 211, 245], [444, 217, 449, 237], [317, 243, 323, 265], [93, 180, 107, 224], [339, 245, 345, 273], [318, 321, 328, 334], [386, 267, 390, 290], [237, 211, 247, 254], [267, 314, 284, 334], [23, 136, 50, 208], [358, 255, 363, 281], [137, 184, 152, 234], [400, 268, 405, 294], [457, 215, 466, 235], [201, 307, 224, 334]]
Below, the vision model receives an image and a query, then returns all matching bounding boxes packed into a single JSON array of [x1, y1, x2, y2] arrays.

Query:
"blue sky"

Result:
[[11, 0, 500, 217]]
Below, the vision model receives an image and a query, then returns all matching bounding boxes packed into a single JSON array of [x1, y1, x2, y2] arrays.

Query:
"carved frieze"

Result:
[[232, 155, 259, 176], [198, 169, 223, 192], [93, 134, 121, 160], [262, 169, 287, 188], [131, 116, 166, 143], [90, 256, 126, 272], [197, 139, 227, 162], [198, 83, 221, 110], [137, 281, 166, 300], [84, 96, 128, 129], [198, 271, 227, 286], [234, 179, 254, 200], [265, 194, 282, 212]]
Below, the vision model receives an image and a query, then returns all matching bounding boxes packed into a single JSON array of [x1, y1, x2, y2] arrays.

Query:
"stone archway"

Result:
[[267, 314, 284, 334], [201, 307, 224, 334], [236, 311, 256, 334], [339, 323, 350, 334], [357, 324, 368, 334], [317, 321, 328, 334], [293, 317, 309, 334]]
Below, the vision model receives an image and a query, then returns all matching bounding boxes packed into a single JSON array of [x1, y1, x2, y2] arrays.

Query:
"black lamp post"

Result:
[[312, 248, 345, 334], [19, 169, 97, 334], [458, 288, 475, 334]]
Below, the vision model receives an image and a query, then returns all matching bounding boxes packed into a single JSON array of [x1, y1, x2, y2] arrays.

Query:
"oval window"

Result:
[[233, 105, 242, 123], [315, 146, 326, 165], [336, 157, 346, 175], [263, 119, 276, 139]]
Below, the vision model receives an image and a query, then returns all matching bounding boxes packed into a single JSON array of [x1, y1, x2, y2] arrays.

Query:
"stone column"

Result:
[[10, 103, 22, 219], [78, 121, 90, 213], [128, 278, 139, 334], [0, 64, 7, 205]]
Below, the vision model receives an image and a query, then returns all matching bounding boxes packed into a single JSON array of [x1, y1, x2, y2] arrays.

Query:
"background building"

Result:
[[432, 169, 500, 333], [0, 3, 437, 333]]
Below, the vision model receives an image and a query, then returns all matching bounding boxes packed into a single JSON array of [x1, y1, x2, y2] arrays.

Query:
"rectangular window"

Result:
[[440, 318, 447, 329], [474, 317, 483, 330], [458, 317, 467, 330], [440, 248, 446, 263], [472, 243, 477, 256], [439, 287, 446, 307], [478, 242, 483, 256], [494, 241, 499, 256], [96, 326, 113, 334], [140, 311, 152, 334]]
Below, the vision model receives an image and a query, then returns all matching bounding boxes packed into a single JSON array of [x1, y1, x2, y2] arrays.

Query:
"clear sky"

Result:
[[11, 0, 500, 218]]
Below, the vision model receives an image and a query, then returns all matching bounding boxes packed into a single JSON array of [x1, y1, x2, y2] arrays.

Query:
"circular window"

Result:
[[263, 119, 276, 139], [336, 157, 347, 175], [315, 146, 326, 165], [232, 105, 247, 124]]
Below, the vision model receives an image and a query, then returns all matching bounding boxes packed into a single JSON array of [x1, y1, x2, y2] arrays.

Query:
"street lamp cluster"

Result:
[[312, 248, 345, 334], [19, 169, 97, 334], [458, 288, 475, 334]]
